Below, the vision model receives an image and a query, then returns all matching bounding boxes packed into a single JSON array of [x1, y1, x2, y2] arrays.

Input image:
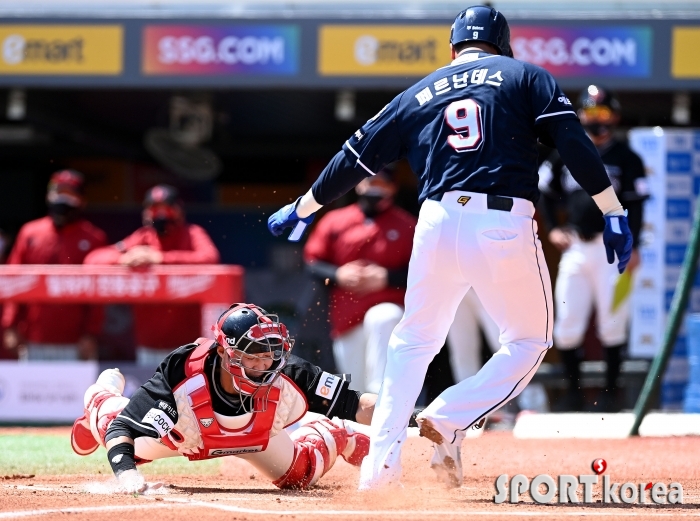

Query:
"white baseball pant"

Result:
[[447, 289, 500, 382], [359, 191, 553, 489], [553, 234, 629, 349], [333, 302, 404, 394]]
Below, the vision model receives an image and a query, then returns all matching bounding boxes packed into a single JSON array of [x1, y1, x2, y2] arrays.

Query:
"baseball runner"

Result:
[[539, 85, 648, 411], [268, 5, 633, 489], [70, 303, 372, 492]]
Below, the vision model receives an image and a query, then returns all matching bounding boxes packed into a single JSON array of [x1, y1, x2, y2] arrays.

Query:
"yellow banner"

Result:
[[0, 25, 123, 75], [671, 27, 700, 78], [318, 25, 451, 76]]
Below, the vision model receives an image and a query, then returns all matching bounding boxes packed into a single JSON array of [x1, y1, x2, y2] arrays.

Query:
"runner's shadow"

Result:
[[167, 484, 334, 497]]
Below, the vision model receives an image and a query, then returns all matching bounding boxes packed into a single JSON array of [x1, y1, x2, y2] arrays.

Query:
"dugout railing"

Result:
[[0, 264, 244, 338]]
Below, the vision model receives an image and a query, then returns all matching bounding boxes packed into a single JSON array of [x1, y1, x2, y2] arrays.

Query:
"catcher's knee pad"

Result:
[[273, 418, 349, 489], [88, 393, 129, 448]]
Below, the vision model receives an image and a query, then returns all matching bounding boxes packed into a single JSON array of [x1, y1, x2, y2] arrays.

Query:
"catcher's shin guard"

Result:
[[71, 369, 127, 456], [272, 418, 370, 489]]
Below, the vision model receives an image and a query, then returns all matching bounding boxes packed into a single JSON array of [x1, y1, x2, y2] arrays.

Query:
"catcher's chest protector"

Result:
[[164, 339, 308, 461]]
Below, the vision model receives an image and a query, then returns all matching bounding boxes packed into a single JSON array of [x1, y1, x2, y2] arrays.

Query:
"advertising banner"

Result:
[[0, 265, 243, 304], [142, 25, 299, 75], [318, 25, 451, 76], [510, 26, 652, 78], [0, 362, 98, 422], [0, 25, 123, 75], [671, 27, 700, 78], [629, 128, 700, 409]]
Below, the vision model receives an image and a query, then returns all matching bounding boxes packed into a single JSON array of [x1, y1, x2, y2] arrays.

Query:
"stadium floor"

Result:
[[1, 427, 699, 520]]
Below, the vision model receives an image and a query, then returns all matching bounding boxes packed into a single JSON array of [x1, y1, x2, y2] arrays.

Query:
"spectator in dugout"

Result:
[[84, 184, 220, 366], [2, 170, 107, 361], [303, 167, 416, 393]]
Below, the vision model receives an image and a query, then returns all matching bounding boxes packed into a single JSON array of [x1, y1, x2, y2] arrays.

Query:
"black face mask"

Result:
[[48, 203, 80, 228], [152, 217, 175, 236], [584, 123, 612, 138], [358, 194, 389, 218]]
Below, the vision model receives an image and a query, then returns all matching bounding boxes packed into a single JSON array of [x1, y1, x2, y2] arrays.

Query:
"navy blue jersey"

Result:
[[343, 52, 577, 204]]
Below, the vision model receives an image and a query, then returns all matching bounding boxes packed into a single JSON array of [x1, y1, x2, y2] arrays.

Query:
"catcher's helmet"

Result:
[[450, 5, 513, 58], [213, 303, 293, 403]]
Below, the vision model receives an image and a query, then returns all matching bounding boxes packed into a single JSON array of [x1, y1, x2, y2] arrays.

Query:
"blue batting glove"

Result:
[[267, 197, 315, 241], [603, 214, 633, 274]]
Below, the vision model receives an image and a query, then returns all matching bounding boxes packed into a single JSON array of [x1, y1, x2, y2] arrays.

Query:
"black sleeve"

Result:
[[311, 150, 371, 206], [627, 200, 644, 248], [281, 354, 361, 421], [311, 93, 407, 206], [305, 259, 339, 284], [387, 267, 409, 289], [537, 152, 565, 232], [541, 118, 612, 198], [619, 147, 648, 248], [104, 344, 194, 443]]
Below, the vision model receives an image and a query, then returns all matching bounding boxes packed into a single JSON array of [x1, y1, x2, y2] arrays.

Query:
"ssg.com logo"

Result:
[[354, 35, 437, 66]]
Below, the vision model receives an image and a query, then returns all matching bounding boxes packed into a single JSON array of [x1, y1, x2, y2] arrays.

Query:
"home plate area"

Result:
[[2, 432, 700, 521]]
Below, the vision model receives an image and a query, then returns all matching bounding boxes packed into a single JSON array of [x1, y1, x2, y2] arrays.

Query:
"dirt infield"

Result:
[[2, 428, 700, 520]]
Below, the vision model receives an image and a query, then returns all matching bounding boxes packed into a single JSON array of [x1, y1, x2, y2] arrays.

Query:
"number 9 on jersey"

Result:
[[445, 99, 483, 152]]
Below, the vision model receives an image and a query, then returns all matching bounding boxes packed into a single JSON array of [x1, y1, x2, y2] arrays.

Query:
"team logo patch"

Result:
[[142, 408, 175, 437], [315, 371, 341, 399], [457, 195, 471, 206], [200, 418, 214, 428]]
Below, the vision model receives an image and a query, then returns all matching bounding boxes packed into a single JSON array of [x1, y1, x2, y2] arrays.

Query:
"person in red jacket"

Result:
[[84, 184, 220, 366], [303, 169, 416, 393], [2, 170, 107, 361]]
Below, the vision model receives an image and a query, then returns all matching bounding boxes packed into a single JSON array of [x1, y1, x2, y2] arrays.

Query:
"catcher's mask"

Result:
[[212, 303, 293, 412]]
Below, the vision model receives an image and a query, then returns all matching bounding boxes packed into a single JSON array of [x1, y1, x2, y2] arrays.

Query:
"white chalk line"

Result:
[[1, 484, 698, 519], [0, 504, 175, 519]]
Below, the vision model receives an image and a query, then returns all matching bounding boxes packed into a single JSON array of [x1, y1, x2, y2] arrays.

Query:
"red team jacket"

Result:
[[84, 223, 220, 349], [304, 204, 416, 338], [1, 216, 107, 344]]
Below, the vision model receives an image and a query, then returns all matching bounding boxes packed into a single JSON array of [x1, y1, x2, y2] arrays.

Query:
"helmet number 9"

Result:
[[445, 99, 483, 152], [473, 31, 479, 39]]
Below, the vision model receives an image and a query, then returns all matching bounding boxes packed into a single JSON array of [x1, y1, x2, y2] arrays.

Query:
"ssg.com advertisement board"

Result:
[[319, 24, 651, 79], [142, 25, 299, 75], [510, 26, 652, 78]]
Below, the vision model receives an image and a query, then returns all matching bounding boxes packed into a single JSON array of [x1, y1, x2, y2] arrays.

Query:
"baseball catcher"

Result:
[[70, 303, 372, 493]]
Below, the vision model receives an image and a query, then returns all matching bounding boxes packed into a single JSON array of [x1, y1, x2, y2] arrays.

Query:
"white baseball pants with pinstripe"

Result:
[[359, 190, 553, 489]]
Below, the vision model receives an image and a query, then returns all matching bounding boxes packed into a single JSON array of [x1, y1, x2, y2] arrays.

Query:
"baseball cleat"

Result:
[[418, 418, 463, 488], [72, 368, 126, 456], [417, 417, 444, 445], [341, 420, 370, 466], [430, 440, 463, 488]]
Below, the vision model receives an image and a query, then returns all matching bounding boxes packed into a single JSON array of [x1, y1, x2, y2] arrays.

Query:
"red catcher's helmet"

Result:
[[212, 303, 293, 409]]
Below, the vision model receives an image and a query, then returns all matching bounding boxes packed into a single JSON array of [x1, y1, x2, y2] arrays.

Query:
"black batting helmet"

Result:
[[450, 5, 513, 58]]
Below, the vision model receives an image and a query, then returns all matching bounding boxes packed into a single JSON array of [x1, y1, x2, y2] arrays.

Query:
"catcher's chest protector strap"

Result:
[[173, 338, 280, 460]]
